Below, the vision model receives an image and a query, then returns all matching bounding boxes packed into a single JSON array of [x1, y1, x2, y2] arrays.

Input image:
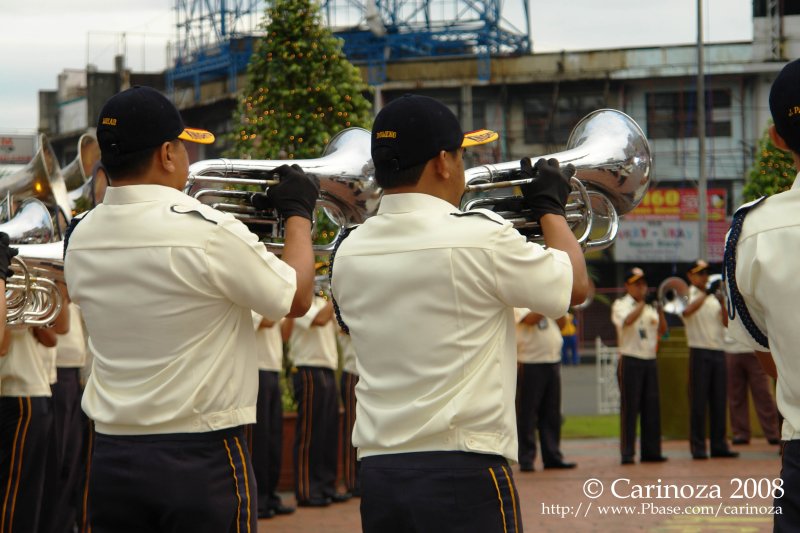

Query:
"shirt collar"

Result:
[[377, 193, 459, 215], [103, 184, 198, 206]]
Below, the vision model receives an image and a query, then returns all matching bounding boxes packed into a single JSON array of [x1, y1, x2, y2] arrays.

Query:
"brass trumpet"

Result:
[[461, 109, 651, 250], [184, 128, 379, 255]]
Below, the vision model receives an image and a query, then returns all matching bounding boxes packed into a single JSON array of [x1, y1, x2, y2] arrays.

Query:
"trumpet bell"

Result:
[[657, 276, 689, 315]]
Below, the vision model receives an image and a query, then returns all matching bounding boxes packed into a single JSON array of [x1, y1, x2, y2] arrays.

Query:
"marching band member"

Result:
[[250, 311, 295, 519], [63, 86, 316, 532], [332, 94, 588, 532], [611, 267, 667, 465], [515, 309, 576, 472], [0, 269, 69, 533], [681, 260, 738, 460], [286, 294, 347, 506], [337, 328, 360, 496], [725, 58, 800, 529]]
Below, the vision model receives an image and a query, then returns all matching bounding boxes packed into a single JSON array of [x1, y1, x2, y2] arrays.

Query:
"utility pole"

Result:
[[697, 0, 707, 259]]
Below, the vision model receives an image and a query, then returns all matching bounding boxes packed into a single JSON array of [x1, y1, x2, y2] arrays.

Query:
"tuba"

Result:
[[0, 133, 73, 224], [461, 109, 651, 251], [184, 128, 380, 255], [1, 201, 64, 328], [657, 277, 689, 315], [63, 133, 101, 211]]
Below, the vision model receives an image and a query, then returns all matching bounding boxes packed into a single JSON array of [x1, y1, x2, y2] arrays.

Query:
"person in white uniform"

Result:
[[611, 267, 667, 465], [724, 57, 800, 530], [331, 94, 589, 533], [63, 85, 317, 532], [338, 328, 360, 496], [681, 259, 738, 460], [514, 309, 575, 472], [250, 311, 295, 519], [286, 295, 347, 507]]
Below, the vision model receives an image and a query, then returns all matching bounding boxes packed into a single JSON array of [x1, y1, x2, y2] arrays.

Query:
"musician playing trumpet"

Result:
[[331, 94, 589, 532]]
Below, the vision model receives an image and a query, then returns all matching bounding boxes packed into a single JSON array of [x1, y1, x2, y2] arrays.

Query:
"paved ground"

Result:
[[259, 437, 782, 532]]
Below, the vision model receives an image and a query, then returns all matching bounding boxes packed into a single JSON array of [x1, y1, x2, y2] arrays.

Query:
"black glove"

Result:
[[706, 280, 722, 296], [519, 157, 575, 222], [0, 232, 19, 281], [250, 164, 320, 221], [645, 292, 658, 306]]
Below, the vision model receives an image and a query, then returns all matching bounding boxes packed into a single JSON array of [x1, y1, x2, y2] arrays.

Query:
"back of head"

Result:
[[96, 86, 214, 180], [769, 59, 800, 154], [371, 94, 464, 189]]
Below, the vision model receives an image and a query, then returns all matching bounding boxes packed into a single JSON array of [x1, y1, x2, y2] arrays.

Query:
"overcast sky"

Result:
[[0, 0, 753, 133]]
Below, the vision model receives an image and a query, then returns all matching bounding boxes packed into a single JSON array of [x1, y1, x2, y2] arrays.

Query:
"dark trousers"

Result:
[[689, 348, 730, 456], [561, 335, 579, 365], [41, 367, 86, 533], [251, 370, 284, 515], [617, 355, 663, 460], [76, 417, 94, 533], [292, 366, 338, 502], [0, 396, 53, 533], [361, 451, 522, 533], [340, 370, 360, 494], [515, 362, 563, 467], [89, 426, 256, 533], [776, 440, 800, 532], [725, 353, 780, 442]]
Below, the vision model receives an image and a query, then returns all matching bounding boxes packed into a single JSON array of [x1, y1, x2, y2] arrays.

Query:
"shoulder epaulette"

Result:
[[170, 205, 219, 225], [723, 196, 768, 348], [450, 210, 504, 225]]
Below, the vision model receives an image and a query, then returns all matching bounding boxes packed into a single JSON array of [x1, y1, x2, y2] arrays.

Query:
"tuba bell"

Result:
[[62, 133, 101, 212], [461, 109, 651, 251], [657, 276, 689, 315], [184, 127, 380, 255]]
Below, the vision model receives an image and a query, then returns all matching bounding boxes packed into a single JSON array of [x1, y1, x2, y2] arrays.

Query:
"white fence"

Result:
[[595, 336, 620, 414]]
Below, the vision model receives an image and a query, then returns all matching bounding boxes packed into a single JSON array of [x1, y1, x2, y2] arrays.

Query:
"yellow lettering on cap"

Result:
[[101, 117, 117, 126], [790, 106, 800, 118], [464, 131, 494, 143], [376, 130, 397, 139]]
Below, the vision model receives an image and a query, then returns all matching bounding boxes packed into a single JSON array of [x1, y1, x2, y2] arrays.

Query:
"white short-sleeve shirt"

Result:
[[252, 312, 284, 372], [514, 310, 563, 364], [332, 193, 573, 463], [681, 285, 724, 350], [65, 184, 297, 435], [0, 328, 55, 397], [611, 294, 660, 360], [56, 302, 88, 368], [727, 177, 800, 440], [338, 331, 358, 375], [288, 296, 338, 370]]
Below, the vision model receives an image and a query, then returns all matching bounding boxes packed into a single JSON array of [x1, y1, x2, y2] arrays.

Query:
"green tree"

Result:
[[228, 0, 373, 160], [742, 124, 797, 201]]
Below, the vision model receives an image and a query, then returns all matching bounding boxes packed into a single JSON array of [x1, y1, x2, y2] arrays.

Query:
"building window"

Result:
[[523, 93, 606, 145], [646, 89, 732, 139]]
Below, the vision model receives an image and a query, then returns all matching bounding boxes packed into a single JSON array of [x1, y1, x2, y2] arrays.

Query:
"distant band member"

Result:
[[611, 267, 667, 465]]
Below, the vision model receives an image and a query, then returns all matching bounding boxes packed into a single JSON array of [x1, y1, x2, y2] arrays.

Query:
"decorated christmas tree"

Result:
[[742, 124, 797, 202], [228, 0, 373, 159]]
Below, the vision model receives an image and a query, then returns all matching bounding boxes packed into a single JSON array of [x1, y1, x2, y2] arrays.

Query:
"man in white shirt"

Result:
[[286, 295, 346, 507], [515, 309, 575, 472], [338, 328, 360, 496], [611, 267, 667, 465], [724, 58, 800, 529], [681, 259, 738, 460], [64, 86, 316, 532], [250, 312, 294, 519], [332, 94, 588, 532]]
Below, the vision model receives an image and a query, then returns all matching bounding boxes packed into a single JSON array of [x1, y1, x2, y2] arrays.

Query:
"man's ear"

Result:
[[432, 150, 452, 180], [769, 124, 792, 152], [158, 140, 178, 173]]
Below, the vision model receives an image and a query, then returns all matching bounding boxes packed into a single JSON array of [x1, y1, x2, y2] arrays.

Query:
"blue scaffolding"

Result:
[[167, 0, 530, 99]]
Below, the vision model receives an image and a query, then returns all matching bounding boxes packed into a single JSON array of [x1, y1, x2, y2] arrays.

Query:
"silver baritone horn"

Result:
[[461, 109, 652, 251], [0, 198, 64, 327], [184, 128, 380, 255]]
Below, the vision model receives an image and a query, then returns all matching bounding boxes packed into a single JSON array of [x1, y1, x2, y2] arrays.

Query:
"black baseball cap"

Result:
[[770, 59, 800, 153], [97, 86, 214, 165], [624, 267, 646, 284], [371, 94, 498, 176]]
